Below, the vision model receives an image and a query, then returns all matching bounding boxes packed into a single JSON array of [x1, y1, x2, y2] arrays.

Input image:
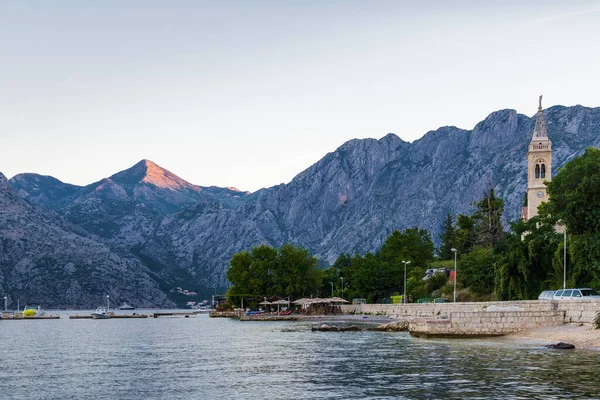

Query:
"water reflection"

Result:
[[0, 313, 598, 399]]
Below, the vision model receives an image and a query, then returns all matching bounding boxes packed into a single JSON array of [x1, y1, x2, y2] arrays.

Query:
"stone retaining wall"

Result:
[[341, 300, 600, 324], [409, 310, 566, 337]]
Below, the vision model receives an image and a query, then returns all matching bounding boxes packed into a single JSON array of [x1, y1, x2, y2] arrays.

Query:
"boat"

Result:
[[91, 307, 111, 319], [118, 302, 135, 310], [23, 305, 46, 317]]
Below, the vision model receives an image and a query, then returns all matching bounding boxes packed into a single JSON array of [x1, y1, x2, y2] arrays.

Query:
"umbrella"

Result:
[[259, 300, 272, 305], [330, 297, 349, 304]]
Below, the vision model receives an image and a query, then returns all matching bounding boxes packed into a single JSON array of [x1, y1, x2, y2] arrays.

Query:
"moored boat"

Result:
[[23, 305, 46, 317], [118, 302, 135, 310], [91, 307, 111, 319]]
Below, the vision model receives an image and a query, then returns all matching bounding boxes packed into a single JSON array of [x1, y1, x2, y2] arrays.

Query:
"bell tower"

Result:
[[524, 95, 552, 221]]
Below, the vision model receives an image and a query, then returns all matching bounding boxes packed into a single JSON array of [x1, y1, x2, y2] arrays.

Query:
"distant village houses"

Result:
[[175, 287, 198, 296]]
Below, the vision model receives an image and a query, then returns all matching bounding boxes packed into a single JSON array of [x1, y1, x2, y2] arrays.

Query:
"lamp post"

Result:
[[3, 296, 7, 312], [563, 227, 567, 289], [340, 277, 344, 299], [330, 282, 334, 298], [402, 261, 411, 304], [106, 294, 110, 312], [451, 248, 457, 303]]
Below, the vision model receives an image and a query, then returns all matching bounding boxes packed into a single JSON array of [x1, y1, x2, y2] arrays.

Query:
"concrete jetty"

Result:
[[1, 313, 60, 320], [69, 314, 149, 319]]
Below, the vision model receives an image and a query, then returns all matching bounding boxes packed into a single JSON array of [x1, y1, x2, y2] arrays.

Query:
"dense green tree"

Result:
[[379, 228, 435, 267], [544, 147, 600, 235], [454, 214, 476, 254], [322, 228, 435, 303], [276, 243, 322, 299], [350, 252, 393, 303], [438, 213, 456, 260], [542, 147, 600, 289], [459, 245, 498, 295], [472, 188, 506, 248], [226, 244, 320, 307]]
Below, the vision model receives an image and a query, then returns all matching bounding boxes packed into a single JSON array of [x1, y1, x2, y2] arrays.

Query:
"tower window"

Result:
[[541, 164, 546, 178], [535, 164, 540, 179]]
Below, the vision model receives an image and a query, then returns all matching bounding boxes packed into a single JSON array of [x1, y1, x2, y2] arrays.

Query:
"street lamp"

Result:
[[330, 282, 334, 298], [106, 294, 110, 311], [340, 277, 344, 299], [3, 296, 7, 312], [563, 227, 567, 289], [451, 248, 457, 303], [402, 261, 411, 304]]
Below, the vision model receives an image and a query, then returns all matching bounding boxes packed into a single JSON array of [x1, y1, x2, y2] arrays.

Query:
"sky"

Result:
[[1, 1, 599, 192]]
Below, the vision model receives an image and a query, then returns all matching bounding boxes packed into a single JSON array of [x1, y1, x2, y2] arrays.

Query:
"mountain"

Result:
[[0, 172, 173, 308], [136, 105, 600, 286], [10, 160, 249, 240], [7, 104, 600, 291], [8, 173, 82, 209]]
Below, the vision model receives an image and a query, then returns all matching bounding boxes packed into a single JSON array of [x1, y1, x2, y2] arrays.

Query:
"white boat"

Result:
[[118, 302, 135, 310], [91, 307, 111, 319], [23, 305, 45, 317]]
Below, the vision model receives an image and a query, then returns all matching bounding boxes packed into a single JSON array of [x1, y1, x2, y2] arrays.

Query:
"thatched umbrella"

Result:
[[259, 300, 271, 311], [330, 297, 349, 304], [272, 299, 289, 313]]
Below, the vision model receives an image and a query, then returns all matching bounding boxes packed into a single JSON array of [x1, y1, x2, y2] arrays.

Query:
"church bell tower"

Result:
[[524, 95, 552, 221]]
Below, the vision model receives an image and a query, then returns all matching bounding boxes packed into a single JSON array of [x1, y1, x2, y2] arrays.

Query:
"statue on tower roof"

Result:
[[538, 95, 543, 111]]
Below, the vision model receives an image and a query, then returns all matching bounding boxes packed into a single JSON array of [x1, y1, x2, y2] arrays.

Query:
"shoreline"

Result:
[[296, 314, 395, 325], [506, 324, 600, 350]]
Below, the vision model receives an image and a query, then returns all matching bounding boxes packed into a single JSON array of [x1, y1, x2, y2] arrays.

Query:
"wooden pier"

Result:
[[69, 313, 149, 319]]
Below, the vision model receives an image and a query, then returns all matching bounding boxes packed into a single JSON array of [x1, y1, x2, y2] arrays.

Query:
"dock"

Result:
[[68, 312, 199, 319], [69, 314, 149, 319], [152, 312, 197, 318], [1, 314, 60, 320]]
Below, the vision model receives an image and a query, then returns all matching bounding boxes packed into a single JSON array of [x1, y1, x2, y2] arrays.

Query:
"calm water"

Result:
[[1, 311, 599, 399]]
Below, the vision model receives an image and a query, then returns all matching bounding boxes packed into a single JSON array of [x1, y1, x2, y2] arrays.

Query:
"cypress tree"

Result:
[[438, 213, 456, 260]]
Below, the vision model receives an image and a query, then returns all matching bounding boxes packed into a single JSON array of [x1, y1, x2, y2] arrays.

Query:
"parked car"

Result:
[[552, 288, 600, 300], [538, 290, 555, 300]]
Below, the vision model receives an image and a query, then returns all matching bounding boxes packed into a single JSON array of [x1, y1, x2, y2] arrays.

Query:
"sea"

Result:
[[0, 310, 599, 399]]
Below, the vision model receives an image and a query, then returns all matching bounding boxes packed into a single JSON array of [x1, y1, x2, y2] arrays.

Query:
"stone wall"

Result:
[[341, 300, 600, 324], [409, 310, 565, 337]]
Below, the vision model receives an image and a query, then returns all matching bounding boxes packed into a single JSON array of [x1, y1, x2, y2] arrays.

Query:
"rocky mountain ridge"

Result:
[[5, 104, 600, 294], [138, 105, 600, 286], [0, 172, 173, 308]]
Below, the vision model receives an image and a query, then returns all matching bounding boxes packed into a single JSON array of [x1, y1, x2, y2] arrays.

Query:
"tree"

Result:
[[543, 148, 600, 289], [321, 253, 351, 297], [226, 243, 320, 307], [545, 147, 600, 235], [454, 214, 476, 254], [459, 245, 498, 295], [378, 228, 435, 268], [276, 243, 321, 299], [472, 188, 506, 248], [438, 213, 456, 260]]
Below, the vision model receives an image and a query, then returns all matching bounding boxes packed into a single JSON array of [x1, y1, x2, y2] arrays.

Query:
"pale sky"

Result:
[[1, 1, 599, 192]]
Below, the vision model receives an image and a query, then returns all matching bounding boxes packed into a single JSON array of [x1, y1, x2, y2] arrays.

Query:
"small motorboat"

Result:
[[23, 305, 46, 317], [118, 302, 135, 310], [91, 307, 111, 319]]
